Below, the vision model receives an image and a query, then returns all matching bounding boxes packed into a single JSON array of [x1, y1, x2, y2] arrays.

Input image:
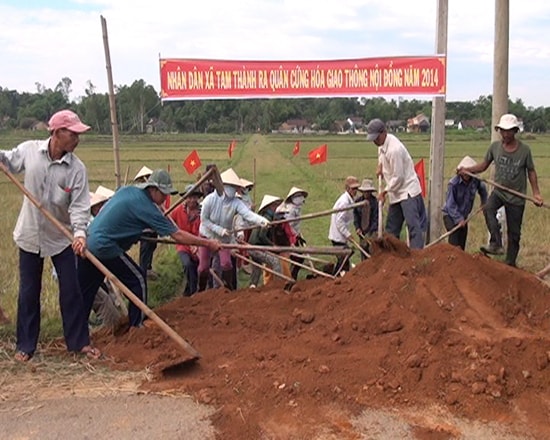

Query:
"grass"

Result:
[[0, 129, 549, 339]]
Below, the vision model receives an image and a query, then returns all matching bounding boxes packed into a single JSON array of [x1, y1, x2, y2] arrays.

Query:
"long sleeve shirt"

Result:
[[328, 191, 355, 243], [442, 176, 488, 224], [378, 134, 422, 204], [353, 194, 379, 235], [0, 139, 90, 257], [170, 203, 201, 254], [200, 192, 267, 243]]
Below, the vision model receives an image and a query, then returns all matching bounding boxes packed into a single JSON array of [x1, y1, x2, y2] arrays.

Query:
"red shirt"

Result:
[[170, 203, 201, 254]]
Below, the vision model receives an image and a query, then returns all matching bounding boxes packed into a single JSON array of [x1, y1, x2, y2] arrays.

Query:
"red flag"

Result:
[[183, 149, 202, 175], [293, 140, 300, 156], [414, 158, 426, 197], [308, 144, 328, 165], [228, 139, 236, 158]]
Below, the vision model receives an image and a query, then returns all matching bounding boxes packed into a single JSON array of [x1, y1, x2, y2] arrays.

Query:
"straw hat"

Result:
[[133, 165, 153, 181], [285, 186, 308, 202], [240, 177, 254, 188], [181, 184, 203, 198], [457, 156, 477, 169], [358, 178, 376, 192], [95, 185, 115, 199], [345, 176, 360, 189], [90, 192, 108, 208], [220, 168, 244, 187], [258, 194, 283, 214]]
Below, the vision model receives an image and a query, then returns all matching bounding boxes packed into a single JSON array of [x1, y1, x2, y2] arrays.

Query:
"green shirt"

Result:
[[484, 140, 535, 205]]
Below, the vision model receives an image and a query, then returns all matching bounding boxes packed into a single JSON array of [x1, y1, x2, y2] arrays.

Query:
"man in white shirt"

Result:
[[366, 119, 427, 249], [328, 176, 360, 275]]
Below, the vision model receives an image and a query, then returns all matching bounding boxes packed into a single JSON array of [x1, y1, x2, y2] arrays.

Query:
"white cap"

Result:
[[258, 194, 283, 213]]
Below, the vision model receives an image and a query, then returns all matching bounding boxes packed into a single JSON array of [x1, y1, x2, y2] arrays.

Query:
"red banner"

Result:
[[159, 56, 446, 101]]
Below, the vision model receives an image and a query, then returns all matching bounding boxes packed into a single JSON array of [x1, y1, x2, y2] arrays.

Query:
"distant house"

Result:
[[459, 119, 486, 130], [386, 120, 406, 132], [31, 121, 49, 131], [407, 113, 430, 133], [146, 118, 168, 133], [278, 119, 310, 133]]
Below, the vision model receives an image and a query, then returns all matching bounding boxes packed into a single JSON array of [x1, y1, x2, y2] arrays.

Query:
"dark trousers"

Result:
[[331, 241, 351, 276], [484, 192, 525, 266], [79, 253, 146, 327], [139, 231, 158, 272], [17, 247, 90, 355], [386, 194, 427, 249], [178, 251, 199, 296], [443, 215, 468, 250]]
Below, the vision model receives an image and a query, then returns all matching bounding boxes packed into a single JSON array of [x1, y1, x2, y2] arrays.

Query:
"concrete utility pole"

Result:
[[427, 0, 448, 242], [492, 0, 509, 142]]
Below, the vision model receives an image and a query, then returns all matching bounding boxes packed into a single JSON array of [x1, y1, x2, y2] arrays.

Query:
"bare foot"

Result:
[[14, 351, 32, 362], [78, 345, 101, 360]]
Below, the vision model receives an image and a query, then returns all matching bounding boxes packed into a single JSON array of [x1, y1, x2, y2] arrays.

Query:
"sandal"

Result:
[[78, 345, 101, 360], [14, 351, 32, 362]]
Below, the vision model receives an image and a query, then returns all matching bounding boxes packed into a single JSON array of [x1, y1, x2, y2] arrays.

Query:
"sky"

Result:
[[0, 0, 549, 107]]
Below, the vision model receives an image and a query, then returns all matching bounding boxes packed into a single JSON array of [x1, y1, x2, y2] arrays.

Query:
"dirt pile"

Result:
[[95, 237, 550, 439]]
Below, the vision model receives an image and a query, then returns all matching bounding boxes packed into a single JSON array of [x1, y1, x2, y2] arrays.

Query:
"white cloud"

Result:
[[0, 0, 549, 107]]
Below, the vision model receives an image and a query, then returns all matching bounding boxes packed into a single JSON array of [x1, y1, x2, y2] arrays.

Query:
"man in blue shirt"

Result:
[[78, 169, 220, 327], [443, 156, 487, 250]]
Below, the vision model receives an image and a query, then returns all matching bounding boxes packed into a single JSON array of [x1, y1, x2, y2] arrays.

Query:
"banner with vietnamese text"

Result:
[[159, 56, 446, 101]]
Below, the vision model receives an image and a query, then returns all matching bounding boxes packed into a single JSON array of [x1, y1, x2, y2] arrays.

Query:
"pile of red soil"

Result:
[[95, 237, 550, 439]]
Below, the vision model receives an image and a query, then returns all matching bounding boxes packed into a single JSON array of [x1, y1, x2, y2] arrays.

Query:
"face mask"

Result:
[[224, 185, 237, 199], [292, 195, 305, 205]]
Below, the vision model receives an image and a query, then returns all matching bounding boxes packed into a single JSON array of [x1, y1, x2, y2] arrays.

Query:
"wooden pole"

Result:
[[348, 237, 370, 259], [100, 15, 122, 188], [231, 252, 295, 284], [462, 171, 549, 209], [0, 163, 201, 360], [265, 250, 335, 280], [425, 205, 485, 248], [234, 200, 369, 233], [377, 175, 383, 238]]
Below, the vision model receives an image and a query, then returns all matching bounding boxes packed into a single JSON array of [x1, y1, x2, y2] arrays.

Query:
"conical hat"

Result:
[[285, 186, 308, 202], [220, 168, 243, 187], [90, 191, 108, 208], [258, 194, 283, 213], [133, 165, 153, 181], [95, 185, 115, 199], [240, 177, 254, 188], [457, 156, 477, 169]]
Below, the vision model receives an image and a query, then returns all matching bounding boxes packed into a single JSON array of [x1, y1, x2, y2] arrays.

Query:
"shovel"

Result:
[[462, 170, 549, 209], [0, 162, 201, 363], [232, 200, 370, 234], [425, 205, 485, 248]]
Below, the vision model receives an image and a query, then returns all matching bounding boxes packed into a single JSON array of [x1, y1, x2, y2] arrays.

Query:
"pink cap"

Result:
[[48, 110, 91, 133]]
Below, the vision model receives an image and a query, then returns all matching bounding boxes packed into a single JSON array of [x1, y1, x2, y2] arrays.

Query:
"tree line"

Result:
[[1, 77, 549, 134]]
